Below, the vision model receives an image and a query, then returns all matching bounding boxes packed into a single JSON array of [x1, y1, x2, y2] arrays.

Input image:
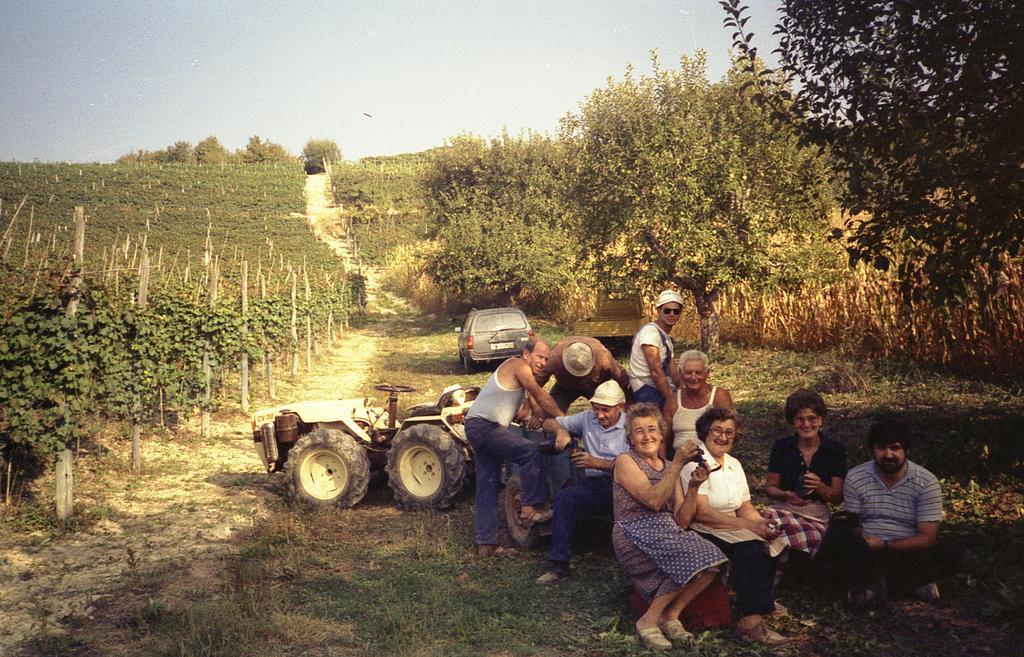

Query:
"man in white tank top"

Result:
[[465, 340, 565, 557]]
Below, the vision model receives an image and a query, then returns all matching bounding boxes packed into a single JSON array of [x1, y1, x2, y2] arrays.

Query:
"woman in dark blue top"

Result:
[[763, 389, 847, 556]]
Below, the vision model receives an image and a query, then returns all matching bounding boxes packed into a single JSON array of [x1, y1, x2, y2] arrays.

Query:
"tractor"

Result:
[[250, 383, 479, 511]]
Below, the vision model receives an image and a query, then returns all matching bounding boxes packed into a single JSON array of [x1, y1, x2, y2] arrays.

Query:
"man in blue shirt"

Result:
[[535, 380, 630, 584]]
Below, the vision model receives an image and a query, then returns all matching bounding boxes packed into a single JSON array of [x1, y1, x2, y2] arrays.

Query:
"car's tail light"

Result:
[[528, 328, 535, 338], [467, 336, 475, 349]]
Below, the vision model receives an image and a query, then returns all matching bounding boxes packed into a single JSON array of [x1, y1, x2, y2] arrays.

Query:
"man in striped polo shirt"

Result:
[[822, 417, 944, 607]]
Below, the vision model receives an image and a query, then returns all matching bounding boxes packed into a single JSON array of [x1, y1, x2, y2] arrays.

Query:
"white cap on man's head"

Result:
[[589, 380, 626, 406], [655, 290, 685, 308], [562, 341, 595, 377]]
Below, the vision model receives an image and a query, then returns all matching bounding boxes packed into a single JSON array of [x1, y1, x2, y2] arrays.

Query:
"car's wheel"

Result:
[[386, 423, 466, 511], [502, 473, 544, 548], [461, 350, 476, 374], [285, 428, 370, 508]]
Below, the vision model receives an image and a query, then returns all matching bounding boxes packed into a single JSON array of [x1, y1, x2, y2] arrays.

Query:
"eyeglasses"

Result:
[[708, 426, 737, 439], [661, 307, 682, 315]]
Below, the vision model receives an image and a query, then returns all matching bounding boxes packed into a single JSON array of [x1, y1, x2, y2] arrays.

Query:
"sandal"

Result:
[[658, 619, 694, 645], [519, 508, 553, 523], [635, 625, 672, 650]]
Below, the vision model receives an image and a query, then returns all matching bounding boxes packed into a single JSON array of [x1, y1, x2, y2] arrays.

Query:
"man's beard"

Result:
[[877, 457, 904, 474]]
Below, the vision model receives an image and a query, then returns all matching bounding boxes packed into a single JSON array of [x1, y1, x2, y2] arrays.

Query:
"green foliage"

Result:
[[194, 136, 230, 165], [722, 0, 1024, 302], [330, 152, 430, 208], [0, 161, 351, 484], [561, 52, 833, 350], [301, 139, 342, 174], [420, 132, 583, 311], [241, 136, 294, 164]]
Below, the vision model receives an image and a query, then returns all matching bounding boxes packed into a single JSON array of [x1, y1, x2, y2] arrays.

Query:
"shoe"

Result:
[[520, 508, 553, 523], [657, 620, 694, 645], [736, 622, 788, 646], [768, 601, 789, 617], [635, 625, 672, 650], [915, 582, 940, 603], [536, 569, 569, 585], [848, 580, 887, 609]]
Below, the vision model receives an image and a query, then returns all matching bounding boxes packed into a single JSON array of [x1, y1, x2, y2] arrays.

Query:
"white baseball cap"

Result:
[[655, 289, 685, 308], [589, 380, 626, 406], [562, 341, 595, 377]]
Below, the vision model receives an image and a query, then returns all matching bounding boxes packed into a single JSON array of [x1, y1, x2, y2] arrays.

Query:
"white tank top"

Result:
[[672, 386, 717, 449]]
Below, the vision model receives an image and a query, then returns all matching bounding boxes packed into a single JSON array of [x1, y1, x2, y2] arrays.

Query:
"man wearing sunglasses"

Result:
[[628, 290, 685, 425]]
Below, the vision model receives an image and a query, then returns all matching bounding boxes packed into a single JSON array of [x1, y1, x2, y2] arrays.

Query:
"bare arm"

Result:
[[511, 360, 564, 418], [673, 466, 708, 528], [713, 387, 735, 410], [864, 521, 939, 551], [642, 344, 674, 402], [803, 473, 844, 505], [613, 450, 688, 511], [694, 496, 773, 538], [765, 471, 809, 506], [541, 417, 573, 451]]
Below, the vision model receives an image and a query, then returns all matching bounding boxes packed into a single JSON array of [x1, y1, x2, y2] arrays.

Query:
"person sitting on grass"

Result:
[[535, 380, 630, 585], [819, 416, 944, 607], [762, 389, 847, 559], [464, 339, 564, 557], [612, 402, 726, 650], [678, 407, 789, 646]]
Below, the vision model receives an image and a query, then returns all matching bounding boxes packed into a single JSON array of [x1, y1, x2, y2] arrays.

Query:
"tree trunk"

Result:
[[689, 287, 723, 354]]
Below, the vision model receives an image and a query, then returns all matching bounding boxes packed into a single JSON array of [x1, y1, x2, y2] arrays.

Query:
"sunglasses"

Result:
[[661, 307, 682, 315]]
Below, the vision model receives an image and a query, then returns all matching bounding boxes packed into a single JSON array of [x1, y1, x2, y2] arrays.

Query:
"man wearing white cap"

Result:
[[534, 336, 631, 415], [628, 290, 685, 422], [535, 380, 630, 584]]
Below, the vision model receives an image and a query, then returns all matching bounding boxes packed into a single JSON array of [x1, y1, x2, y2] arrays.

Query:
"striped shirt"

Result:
[[843, 460, 943, 541]]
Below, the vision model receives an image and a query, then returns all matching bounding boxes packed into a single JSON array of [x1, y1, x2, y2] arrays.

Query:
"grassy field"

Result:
[[24, 304, 1022, 657]]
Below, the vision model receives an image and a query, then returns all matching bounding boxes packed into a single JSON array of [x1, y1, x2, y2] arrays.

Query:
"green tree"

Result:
[[562, 53, 833, 351], [164, 140, 195, 164], [421, 132, 580, 310], [302, 139, 342, 174], [240, 135, 293, 163], [722, 0, 1024, 300], [194, 136, 230, 165]]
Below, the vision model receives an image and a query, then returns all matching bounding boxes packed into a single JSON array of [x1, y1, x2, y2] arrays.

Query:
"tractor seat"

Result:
[[406, 403, 440, 418]]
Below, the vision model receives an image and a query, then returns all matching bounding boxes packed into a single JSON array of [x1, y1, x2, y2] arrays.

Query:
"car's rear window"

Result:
[[475, 312, 527, 332]]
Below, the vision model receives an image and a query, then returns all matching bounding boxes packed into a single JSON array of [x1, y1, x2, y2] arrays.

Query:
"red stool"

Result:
[[630, 576, 732, 631]]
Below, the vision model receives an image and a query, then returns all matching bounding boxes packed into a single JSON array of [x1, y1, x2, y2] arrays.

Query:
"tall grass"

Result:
[[719, 258, 1024, 378]]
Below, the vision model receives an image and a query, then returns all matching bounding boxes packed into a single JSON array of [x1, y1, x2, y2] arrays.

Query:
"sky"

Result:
[[0, 0, 781, 163]]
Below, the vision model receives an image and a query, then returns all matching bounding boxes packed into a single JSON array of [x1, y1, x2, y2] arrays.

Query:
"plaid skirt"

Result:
[[763, 508, 827, 556]]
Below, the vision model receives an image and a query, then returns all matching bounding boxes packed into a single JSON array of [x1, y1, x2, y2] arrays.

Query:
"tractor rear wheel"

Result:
[[386, 423, 466, 511], [286, 428, 370, 508], [502, 473, 544, 548]]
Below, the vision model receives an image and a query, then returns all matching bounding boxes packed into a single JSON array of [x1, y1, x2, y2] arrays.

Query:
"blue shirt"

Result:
[[555, 410, 628, 478]]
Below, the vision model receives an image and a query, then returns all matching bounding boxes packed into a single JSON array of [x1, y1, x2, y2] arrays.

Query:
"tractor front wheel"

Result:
[[285, 428, 370, 508], [386, 423, 466, 511]]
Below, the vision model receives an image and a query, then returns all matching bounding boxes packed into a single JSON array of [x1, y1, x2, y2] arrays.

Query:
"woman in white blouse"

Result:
[[676, 407, 788, 646]]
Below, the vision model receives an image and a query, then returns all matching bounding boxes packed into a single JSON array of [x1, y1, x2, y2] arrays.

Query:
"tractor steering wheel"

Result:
[[373, 384, 416, 394]]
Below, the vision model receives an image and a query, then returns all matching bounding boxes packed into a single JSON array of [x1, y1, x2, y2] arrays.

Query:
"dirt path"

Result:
[[0, 176, 380, 655]]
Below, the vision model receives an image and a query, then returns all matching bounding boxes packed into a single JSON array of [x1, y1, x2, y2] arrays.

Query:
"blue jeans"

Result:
[[633, 384, 666, 409], [549, 476, 614, 564], [466, 418, 548, 546]]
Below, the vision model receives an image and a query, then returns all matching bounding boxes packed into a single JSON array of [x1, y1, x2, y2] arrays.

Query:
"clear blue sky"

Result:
[[0, 0, 780, 163]]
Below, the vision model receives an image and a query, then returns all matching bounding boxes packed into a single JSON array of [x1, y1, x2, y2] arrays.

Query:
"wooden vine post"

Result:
[[240, 260, 249, 414], [201, 257, 218, 438], [131, 249, 150, 473], [304, 266, 313, 371], [290, 270, 299, 377], [56, 207, 86, 523], [262, 273, 276, 399]]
